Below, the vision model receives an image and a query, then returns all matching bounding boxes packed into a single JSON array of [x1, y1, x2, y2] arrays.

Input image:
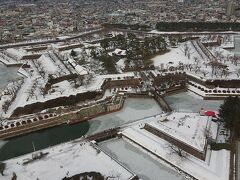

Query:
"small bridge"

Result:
[[87, 127, 120, 142]]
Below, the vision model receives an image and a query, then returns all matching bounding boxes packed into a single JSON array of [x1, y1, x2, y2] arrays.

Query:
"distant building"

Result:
[[226, 1, 235, 16], [235, 6, 240, 17]]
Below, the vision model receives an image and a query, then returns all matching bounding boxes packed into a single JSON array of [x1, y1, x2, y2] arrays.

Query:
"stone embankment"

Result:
[[152, 91, 172, 112]]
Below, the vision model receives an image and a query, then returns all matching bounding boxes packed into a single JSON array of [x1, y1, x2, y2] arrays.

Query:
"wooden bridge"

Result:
[[87, 128, 120, 142]]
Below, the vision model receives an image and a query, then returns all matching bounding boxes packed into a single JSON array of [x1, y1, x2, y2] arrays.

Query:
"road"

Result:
[[0, 28, 104, 50]]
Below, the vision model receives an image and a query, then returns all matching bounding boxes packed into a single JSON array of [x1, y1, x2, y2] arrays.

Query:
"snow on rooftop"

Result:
[[57, 36, 70, 40], [38, 54, 59, 74], [75, 65, 88, 76], [67, 57, 88, 75], [116, 58, 126, 72], [147, 112, 218, 152], [2, 140, 134, 180], [113, 49, 126, 56], [99, 72, 136, 79]]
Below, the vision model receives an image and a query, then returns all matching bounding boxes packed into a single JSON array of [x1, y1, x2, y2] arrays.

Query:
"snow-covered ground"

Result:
[[121, 113, 230, 180], [0, 70, 138, 118], [152, 39, 240, 80], [152, 45, 194, 67], [147, 112, 218, 152], [2, 140, 135, 180], [1, 32, 238, 119]]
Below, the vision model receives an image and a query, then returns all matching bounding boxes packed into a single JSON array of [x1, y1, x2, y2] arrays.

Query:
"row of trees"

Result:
[[100, 33, 167, 60], [2, 79, 24, 114], [90, 49, 117, 74], [102, 23, 151, 31], [99, 33, 167, 70], [156, 22, 240, 32], [126, 34, 167, 61], [219, 96, 240, 139]]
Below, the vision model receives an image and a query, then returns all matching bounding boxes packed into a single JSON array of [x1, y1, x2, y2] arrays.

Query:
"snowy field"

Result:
[[2, 140, 135, 180], [152, 45, 193, 67], [0, 36, 138, 118], [147, 112, 218, 152], [152, 38, 240, 80], [0, 70, 136, 118]]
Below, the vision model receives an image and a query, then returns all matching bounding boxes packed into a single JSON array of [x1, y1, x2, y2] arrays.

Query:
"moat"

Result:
[[0, 64, 19, 91], [0, 98, 162, 161]]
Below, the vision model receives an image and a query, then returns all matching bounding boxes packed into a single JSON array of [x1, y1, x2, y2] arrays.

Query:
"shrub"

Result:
[[210, 142, 234, 151]]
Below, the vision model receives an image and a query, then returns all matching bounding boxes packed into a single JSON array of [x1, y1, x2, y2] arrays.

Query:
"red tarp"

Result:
[[204, 111, 215, 116]]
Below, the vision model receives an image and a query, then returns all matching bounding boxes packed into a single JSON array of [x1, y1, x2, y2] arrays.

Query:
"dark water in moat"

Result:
[[0, 121, 90, 161], [0, 64, 90, 161]]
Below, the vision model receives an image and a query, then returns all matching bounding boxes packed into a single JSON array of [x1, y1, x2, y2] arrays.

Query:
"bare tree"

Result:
[[59, 88, 65, 95], [200, 70, 209, 77], [39, 87, 46, 98], [236, 69, 240, 78], [166, 144, 187, 158], [183, 43, 190, 56], [106, 172, 121, 180], [203, 126, 212, 139], [2, 100, 10, 114]]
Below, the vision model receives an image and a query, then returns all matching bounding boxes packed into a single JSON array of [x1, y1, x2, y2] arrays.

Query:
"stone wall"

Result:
[[205, 79, 240, 88], [152, 91, 172, 112], [12, 91, 103, 117], [101, 78, 141, 90], [153, 72, 186, 87], [76, 103, 106, 118], [21, 54, 42, 60], [187, 73, 240, 88], [144, 124, 207, 160], [58, 43, 83, 51], [25, 46, 48, 52], [164, 84, 187, 96]]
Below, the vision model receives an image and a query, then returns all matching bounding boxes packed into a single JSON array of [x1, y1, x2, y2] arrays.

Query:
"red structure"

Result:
[[204, 111, 215, 117]]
